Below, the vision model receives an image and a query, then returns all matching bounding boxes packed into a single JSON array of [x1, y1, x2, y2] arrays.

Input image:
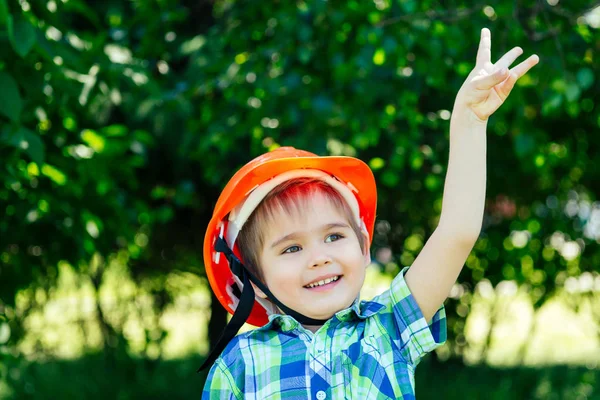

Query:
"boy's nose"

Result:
[[310, 254, 332, 268]]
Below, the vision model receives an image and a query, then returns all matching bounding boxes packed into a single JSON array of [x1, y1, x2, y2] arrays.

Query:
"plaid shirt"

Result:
[[202, 268, 447, 399]]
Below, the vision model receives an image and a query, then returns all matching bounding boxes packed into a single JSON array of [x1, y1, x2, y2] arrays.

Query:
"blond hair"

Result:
[[236, 178, 366, 280]]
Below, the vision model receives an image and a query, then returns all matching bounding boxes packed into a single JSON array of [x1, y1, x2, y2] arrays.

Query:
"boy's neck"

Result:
[[303, 324, 323, 333]]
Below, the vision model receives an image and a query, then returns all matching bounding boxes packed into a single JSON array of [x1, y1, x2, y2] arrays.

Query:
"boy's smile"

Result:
[[256, 192, 370, 324], [304, 274, 340, 290]]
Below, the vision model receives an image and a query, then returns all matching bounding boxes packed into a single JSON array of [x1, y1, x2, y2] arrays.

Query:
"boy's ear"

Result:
[[251, 281, 268, 299], [363, 251, 371, 267], [361, 229, 371, 266]]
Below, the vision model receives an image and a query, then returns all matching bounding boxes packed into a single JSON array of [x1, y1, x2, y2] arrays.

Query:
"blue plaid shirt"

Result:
[[203, 268, 447, 399]]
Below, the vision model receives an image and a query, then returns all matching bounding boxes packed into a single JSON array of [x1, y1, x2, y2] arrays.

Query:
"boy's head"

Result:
[[237, 177, 370, 320], [203, 147, 377, 327]]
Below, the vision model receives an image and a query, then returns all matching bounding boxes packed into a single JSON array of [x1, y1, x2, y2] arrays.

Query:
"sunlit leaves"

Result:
[[179, 35, 206, 55], [81, 129, 105, 152], [41, 164, 67, 185], [424, 174, 441, 191], [234, 52, 249, 65], [83, 211, 103, 240], [373, 48, 386, 65], [404, 233, 424, 252], [574, 22, 593, 42], [369, 157, 385, 170]]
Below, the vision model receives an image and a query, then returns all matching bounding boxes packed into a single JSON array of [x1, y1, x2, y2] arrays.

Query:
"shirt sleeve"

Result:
[[202, 358, 243, 400], [386, 266, 447, 366]]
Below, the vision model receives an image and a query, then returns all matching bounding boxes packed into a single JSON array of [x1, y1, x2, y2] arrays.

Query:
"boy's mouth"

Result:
[[304, 275, 341, 289]]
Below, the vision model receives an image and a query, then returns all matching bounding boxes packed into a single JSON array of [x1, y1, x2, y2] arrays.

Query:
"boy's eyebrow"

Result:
[[269, 222, 350, 249]]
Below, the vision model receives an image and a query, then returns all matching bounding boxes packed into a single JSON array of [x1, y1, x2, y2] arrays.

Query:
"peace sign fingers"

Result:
[[460, 28, 540, 121], [495, 46, 524, 72], [509, 54, 540, 80], [495, 54, 540, 99], [475, 28, 492, 68]]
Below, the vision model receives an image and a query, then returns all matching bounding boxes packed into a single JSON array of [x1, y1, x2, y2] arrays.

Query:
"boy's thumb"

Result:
[[475, 68, 508, 90]]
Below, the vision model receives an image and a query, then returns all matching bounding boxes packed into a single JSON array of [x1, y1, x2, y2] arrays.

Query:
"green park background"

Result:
[[1, 0, 599, 398]]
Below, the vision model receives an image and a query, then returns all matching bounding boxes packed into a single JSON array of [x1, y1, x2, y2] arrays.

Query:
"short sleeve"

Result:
[[388, 267, 447, 365], [202, 358, 243, 400]]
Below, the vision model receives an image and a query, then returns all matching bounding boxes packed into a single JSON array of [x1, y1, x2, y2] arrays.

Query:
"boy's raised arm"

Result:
[[404, 28, 539, 322]]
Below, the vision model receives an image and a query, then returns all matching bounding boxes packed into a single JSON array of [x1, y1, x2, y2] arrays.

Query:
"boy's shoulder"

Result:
[[216, 325, 282, 365]]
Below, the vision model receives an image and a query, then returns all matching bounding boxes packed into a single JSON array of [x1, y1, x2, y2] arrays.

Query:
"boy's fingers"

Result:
[[476, 28, 491, 66], [490, 54, 539, 98], [473, 54, 538, 91], [509, 55, 540, 79], [494, 47, 523, 71], [473, 68, 509, 90], [496, 72, 519, 98]]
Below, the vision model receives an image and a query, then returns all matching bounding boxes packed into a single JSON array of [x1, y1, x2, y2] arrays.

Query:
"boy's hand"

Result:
[[455, 28, 539, 122]]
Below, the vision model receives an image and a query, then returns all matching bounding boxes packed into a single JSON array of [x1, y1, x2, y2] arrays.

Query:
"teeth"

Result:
[[306, 276, 339, 288]]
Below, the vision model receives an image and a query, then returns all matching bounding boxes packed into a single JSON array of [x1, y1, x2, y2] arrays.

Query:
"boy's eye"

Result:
[[325, 233, 344, 243], [283, 245, 301, 254]]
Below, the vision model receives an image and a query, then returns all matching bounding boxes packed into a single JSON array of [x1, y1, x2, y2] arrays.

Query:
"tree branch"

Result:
[[545, 2, 600, 24], [375, 5, 485, 27], [540, 0, 566, 71]]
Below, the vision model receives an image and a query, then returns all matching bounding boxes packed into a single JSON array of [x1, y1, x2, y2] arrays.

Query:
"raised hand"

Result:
[[455, 28, 539, 122]]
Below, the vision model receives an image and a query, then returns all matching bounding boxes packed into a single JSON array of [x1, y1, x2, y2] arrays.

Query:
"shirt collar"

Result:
[[257, 297, 386, 333]]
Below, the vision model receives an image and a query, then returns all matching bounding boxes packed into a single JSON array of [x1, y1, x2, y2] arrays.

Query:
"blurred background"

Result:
[[0, 0, 599, 398]]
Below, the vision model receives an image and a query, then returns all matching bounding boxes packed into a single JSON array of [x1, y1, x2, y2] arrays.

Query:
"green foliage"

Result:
[[7, 13, 36, 58], [0, 0, 599, 393], [0, 72, 22, 122]]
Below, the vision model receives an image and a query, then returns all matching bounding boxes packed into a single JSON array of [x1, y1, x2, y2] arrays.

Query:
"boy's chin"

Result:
[[304, 310, 336, 320], [302, 299, 355, 320]]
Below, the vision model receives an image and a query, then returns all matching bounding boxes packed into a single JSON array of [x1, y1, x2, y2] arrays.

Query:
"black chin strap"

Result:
[[198, 237, 329, 371]]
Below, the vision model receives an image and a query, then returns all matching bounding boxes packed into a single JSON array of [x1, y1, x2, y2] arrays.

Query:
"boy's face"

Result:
[[256, 192, 370, 321]]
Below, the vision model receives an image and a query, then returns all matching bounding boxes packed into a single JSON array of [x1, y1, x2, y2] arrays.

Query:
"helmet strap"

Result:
[[198, 237, 329, 371]]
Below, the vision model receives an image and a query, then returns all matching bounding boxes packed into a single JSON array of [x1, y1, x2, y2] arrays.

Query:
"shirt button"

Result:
[[316, 390, 326, 400]]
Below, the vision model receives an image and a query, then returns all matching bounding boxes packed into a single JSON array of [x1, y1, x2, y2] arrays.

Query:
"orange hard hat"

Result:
[[203, 146, 377, 326]]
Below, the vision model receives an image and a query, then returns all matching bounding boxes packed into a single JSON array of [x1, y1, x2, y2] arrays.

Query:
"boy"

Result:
[[201, 29, 539, 399]]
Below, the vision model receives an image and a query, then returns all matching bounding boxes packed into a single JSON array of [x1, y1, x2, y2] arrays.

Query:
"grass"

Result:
[[1, 353, 599, 399]]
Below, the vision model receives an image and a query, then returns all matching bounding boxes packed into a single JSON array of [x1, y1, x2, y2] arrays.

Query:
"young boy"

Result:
[[201, 29, 539, 399]]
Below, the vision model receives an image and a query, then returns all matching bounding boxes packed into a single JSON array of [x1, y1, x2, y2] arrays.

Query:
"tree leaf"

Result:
[[576, 68, 594, 91], [8, 15, 37, 57], [0, 126, 45, 165], [0, 72, 22, 122], [565, 81, 581, 102]]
